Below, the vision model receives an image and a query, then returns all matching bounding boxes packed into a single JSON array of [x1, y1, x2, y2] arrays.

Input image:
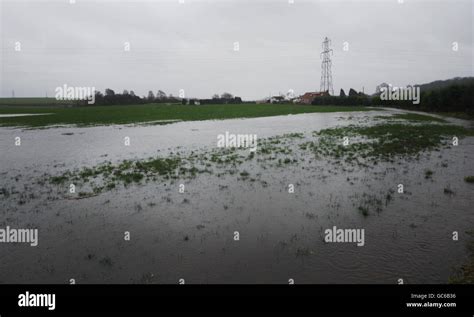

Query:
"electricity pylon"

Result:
[[320, 37, 334, 95]]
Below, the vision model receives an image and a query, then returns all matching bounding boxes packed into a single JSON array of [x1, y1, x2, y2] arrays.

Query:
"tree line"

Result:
[[77, 89, 243, 106], [311, 88, 371, 106], [311, 82, 473, 116], [182, 92, 242, 105], [90, 89, 180, 105], [373, 82, 473, 115]]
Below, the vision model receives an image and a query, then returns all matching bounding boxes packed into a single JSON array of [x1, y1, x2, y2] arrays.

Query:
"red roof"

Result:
[[301, 92, 325, 99]]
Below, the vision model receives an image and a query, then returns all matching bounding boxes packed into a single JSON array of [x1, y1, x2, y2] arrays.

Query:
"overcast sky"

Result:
[[0, 0, 472, 99]]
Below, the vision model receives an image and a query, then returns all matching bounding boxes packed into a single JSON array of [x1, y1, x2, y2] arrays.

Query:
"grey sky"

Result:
[[1, 0, 472, 99]]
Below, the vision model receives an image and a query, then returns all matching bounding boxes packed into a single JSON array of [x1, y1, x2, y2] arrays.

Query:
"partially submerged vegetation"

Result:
[[424, 169, 434, 179], [307, 123, 473, 163], [45, 117, 473, 209], [351, 190, 393, 217], [2, 108, 472, 284], [464, 176, 474, 183], [450, 230, 474, 284]]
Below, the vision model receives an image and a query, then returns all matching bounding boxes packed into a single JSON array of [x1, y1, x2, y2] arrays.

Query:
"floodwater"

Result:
[[0, 109, 473, 284], [0, 113, 52, 118]]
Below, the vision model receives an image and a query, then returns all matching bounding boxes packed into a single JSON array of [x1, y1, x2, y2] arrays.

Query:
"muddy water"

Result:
[[0, 109, 473, 283]]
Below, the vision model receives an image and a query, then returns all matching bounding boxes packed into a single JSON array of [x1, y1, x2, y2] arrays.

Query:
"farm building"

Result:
[[299, 92, 327, 104]]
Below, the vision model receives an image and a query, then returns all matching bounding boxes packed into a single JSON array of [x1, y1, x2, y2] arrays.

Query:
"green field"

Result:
[[0, 98, 76, 106], [0, 101, 376, 128]]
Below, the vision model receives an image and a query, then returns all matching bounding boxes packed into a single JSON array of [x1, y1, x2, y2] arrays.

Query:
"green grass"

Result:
[[443, 187, 455, 195], [464, 176, 474, 183], [0, 97, 76, 106], [0, 103, 376, 128], [450, 230, 474, 284], [394, 113, 447, 122], [50, 175, 70, 184], [240, 171, 250, 177], [44, 119, 473, 199], [424, 169, 434, 179], [135, 158, 181, 175], [436, 112, 474, 120], [312, 123, 473, 160], [358, 206, 369, 217]]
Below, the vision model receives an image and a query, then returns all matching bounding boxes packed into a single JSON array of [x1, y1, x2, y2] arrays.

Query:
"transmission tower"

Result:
[[320, 37, 334, 95]]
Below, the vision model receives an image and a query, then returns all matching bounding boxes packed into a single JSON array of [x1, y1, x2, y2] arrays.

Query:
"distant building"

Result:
[[299, 92, 327, 104]]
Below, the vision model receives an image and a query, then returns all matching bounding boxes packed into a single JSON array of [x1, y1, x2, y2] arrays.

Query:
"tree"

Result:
[[103, 89, 116, 105], [123, 90, 129, 95], [340, 89, 346, 97], [212, 94, 219, 99], [94, 91, 104, 104], [157, 90, 166, 100], [130, 90, 136, 97], [348, 88, 358, 97], [147, 91, 155, 101], [221, 92, 233, 99]]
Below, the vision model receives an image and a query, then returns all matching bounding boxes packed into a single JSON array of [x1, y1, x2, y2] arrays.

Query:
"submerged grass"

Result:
[[450, 230, 474, 284], [464, 176, 474, 183], [425, 169, 434, 179], [135, 158, 181, 174], [311, 123, 473, 162], [46, 119, 473, 201]]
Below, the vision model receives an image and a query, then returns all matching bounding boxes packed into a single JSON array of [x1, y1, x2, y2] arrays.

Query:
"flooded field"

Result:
[[1, 109, 473, 284]]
